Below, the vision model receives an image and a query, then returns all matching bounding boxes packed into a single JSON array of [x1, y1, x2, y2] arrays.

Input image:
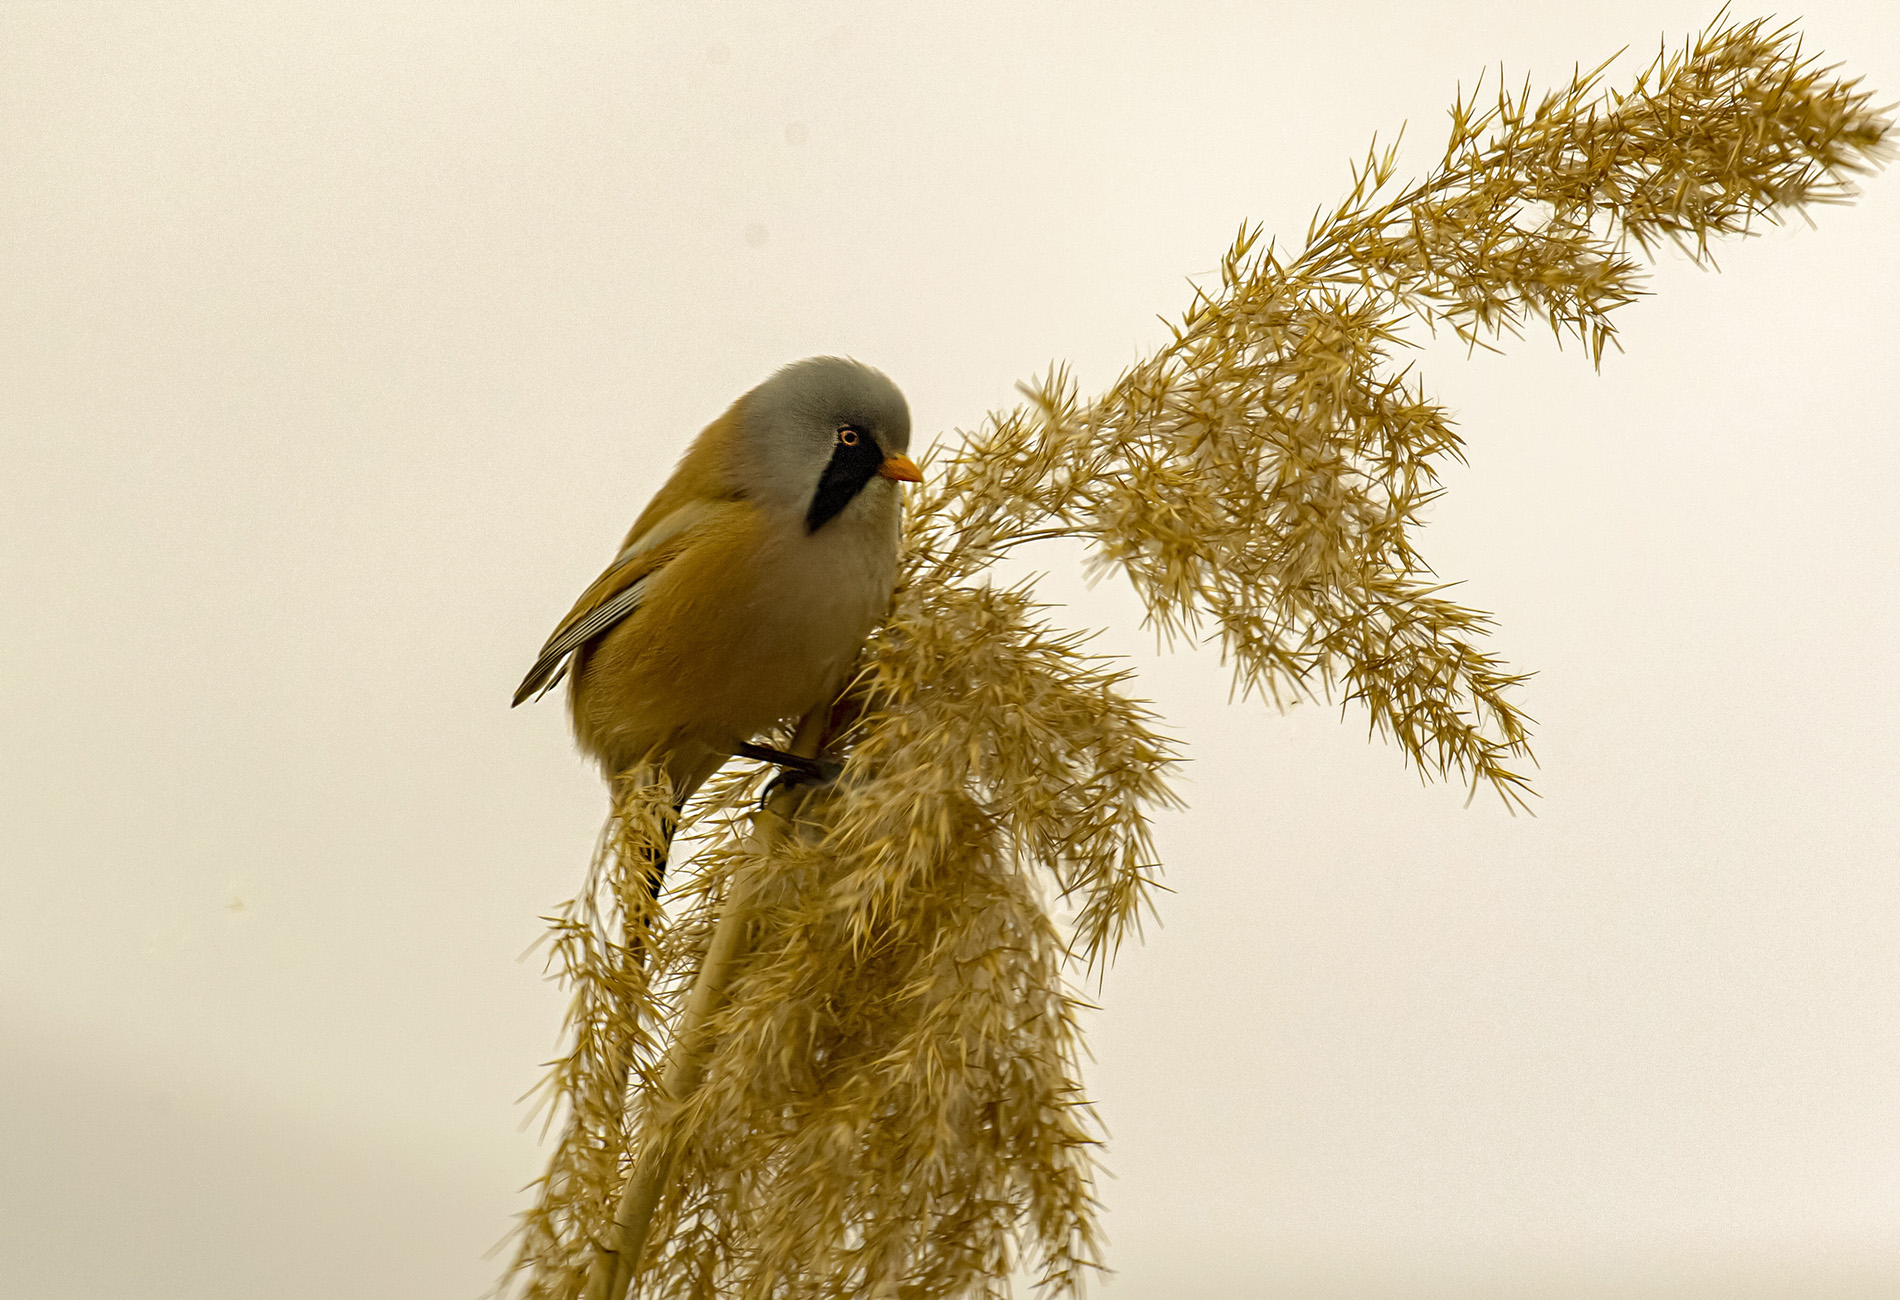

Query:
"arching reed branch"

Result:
[[502, 14, 1889, 1299]]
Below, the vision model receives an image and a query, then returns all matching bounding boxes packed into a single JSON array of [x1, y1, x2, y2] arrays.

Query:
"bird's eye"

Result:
[[838, 427, 860, 446]]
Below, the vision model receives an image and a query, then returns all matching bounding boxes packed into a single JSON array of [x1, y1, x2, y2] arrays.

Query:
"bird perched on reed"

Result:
[[513, 356, 920, 820]]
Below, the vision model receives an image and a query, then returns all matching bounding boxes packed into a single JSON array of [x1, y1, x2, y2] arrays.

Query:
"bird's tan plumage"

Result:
[[515, 357, 915, 803]]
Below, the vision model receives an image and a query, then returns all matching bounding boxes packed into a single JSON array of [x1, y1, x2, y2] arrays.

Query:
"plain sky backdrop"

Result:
[[4, 3, 1898, 1298]]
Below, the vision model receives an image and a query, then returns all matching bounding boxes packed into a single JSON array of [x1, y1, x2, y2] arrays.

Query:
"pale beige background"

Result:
[[3, 3, 1898, 1297]]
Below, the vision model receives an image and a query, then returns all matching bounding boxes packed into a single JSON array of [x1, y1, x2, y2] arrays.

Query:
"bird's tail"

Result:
[[606, 768, 681, 964]]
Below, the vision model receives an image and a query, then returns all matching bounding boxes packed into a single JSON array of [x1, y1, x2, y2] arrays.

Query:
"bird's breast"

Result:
[[570, 488, 901, 775], [728, 493, 900, 696]]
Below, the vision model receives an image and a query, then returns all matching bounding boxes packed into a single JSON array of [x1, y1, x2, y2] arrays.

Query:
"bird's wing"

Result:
[[511, 523, 700, 707]]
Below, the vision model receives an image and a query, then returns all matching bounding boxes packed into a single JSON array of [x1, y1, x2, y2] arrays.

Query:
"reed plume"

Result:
[[504, 14, 1889, 1298]]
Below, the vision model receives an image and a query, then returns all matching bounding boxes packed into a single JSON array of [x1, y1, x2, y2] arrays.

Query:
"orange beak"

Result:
[[877, 454, 923, 483]]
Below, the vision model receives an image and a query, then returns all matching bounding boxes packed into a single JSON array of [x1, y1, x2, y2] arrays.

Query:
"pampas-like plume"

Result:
[[503, 14, 1889, 1299]]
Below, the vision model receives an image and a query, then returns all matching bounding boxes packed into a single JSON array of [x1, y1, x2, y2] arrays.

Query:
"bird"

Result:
[[512, 356, 920, 845]]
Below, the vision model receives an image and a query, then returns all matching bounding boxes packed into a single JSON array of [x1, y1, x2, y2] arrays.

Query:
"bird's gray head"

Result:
[[737, 356, 916, 532]]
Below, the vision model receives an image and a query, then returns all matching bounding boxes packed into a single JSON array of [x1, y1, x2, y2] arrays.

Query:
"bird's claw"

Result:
[[761, 759, 843, 807], [733, 742, 842, 807]]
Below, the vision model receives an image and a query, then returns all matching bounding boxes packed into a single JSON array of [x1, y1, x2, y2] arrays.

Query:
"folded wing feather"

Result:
[[511, 527, 697, 707]]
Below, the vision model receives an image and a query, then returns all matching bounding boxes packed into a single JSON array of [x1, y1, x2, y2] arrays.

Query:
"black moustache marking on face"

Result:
[[806, 432, 887, 532]]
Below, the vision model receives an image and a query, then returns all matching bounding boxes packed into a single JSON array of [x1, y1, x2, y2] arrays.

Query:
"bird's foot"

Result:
[[759, 767, 838, 807], [735, 742, 843, 806]]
